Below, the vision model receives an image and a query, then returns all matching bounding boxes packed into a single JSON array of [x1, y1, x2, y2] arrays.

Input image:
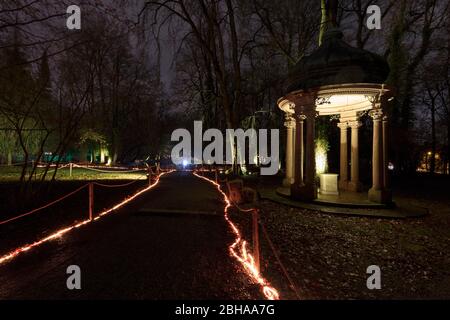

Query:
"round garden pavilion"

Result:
[[278, 28, 393, 204]]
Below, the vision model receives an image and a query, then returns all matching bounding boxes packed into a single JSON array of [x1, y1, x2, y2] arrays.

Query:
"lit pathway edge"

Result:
[[193, 171, 280, 300], [0, 170, 175, 265]]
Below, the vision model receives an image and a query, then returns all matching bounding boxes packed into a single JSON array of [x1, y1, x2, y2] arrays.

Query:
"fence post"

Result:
[[148, 167, 153, 186], [31, 160, 35, 180], [69, 163, 73, 178], [252, 209, 260, 273], [215, 167, 218, 184], [89, 183, 94, 221]]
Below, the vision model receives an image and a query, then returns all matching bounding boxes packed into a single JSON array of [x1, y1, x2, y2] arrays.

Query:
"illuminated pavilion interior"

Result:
[[277, 28, 393, 204]]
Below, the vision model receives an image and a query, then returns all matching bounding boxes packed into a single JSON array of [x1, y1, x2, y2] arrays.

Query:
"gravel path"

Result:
[[257, 192, 450, 299]]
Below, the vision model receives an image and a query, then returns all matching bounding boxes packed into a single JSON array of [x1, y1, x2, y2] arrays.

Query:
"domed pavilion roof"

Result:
[[286, 28, 390, 94]]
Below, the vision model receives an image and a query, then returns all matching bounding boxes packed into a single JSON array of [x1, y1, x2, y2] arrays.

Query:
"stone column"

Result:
[[292, 114, 305, 188], [337, 121, 348, 190], [291, 109, 316, 201], [304, 111, 316, 189], [348, 119, 362, 192], [368, 108, 387, 203], [283, 115, 296, 187]]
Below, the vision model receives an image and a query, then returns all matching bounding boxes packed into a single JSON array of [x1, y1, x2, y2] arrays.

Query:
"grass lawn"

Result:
[[0, 166, 148, 181]]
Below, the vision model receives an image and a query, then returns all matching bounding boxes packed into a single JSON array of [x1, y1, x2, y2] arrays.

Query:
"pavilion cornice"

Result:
[[278, 83, 393, 116]]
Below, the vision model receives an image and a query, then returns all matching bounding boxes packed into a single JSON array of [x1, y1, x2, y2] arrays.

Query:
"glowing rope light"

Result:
[[193, 172, 280, 300], [0, 170, 174, 265]]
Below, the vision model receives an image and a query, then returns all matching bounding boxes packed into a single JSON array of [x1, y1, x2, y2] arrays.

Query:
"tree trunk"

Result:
[[7, 150, 12, 165], [430, 102, 436, 174], [447, 119, 450, 174], [319, 0, 327, 46]]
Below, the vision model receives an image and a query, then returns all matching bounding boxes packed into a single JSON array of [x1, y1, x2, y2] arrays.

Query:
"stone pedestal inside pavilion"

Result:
[[319, 173, 339, 195]]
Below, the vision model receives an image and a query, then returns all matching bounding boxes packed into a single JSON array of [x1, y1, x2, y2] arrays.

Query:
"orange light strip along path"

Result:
[[0, 171, 173, 265], [193, 172, 280, 300]]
